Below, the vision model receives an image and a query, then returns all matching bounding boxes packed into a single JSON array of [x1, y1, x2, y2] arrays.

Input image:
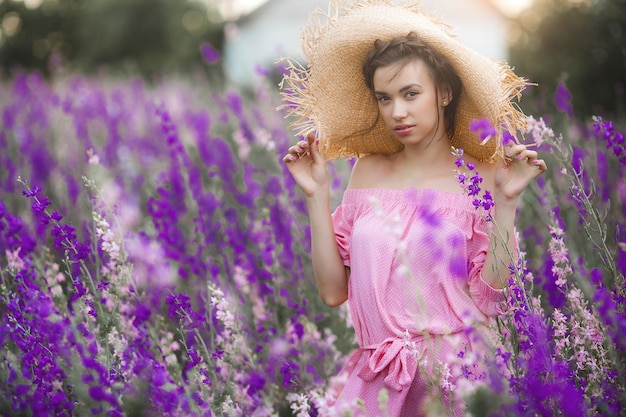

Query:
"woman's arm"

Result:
[[283, 135, 349, 307], [306, 195, 350, 307], [482, 144, 547, 289]]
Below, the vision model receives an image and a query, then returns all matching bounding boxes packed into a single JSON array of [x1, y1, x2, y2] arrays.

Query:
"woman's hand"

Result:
[[282, 133, 329, 199], [494, 144, 547, 203]]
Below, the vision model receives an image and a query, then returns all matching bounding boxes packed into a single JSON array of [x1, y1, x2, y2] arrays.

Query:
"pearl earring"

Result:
[[443, 100, 448, 106]]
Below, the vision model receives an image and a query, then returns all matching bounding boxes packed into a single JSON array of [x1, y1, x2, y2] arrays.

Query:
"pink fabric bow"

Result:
[[357, 336, 423, 392]]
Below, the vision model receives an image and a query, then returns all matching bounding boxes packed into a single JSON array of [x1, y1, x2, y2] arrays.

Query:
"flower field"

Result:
[[0, 70, 624, 416]]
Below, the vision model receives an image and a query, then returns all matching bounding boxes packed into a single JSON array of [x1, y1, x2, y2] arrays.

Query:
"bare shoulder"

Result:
[[347, 154, 392, 189]]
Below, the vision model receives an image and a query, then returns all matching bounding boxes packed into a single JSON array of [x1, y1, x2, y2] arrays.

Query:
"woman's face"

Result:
[[373, 58, 448, 148]]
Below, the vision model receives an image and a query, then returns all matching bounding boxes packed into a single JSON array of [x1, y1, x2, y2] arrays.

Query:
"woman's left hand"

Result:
[[494, 144, 547, 202]]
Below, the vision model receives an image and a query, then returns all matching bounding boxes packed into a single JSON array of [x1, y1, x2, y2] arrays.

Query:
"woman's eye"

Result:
[[406, 91, 418, 98], [377, 96, 390, 103]]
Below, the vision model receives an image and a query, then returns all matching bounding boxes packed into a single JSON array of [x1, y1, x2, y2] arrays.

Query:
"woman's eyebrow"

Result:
[[374, 83, 422, 96]]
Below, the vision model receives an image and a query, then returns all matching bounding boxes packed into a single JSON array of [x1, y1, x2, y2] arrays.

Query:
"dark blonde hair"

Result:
[[362, 32, 462, 137]]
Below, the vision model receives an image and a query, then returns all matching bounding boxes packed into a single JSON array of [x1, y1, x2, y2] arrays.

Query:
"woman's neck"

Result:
[[393, 136, 454, 173]]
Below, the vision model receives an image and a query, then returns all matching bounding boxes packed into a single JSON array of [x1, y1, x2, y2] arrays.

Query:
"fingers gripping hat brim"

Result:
[[278, 0, 529, 161]]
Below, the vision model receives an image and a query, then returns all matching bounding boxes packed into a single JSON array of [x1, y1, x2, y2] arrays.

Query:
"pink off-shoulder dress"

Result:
[[329, 188, 505, 416]]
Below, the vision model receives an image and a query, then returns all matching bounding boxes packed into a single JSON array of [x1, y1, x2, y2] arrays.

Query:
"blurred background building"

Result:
[[223, 0, 510, 87]]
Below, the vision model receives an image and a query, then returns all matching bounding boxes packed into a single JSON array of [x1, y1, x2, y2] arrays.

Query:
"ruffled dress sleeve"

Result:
[[331, 204, 354, 268], [467, 215, 507, 317]]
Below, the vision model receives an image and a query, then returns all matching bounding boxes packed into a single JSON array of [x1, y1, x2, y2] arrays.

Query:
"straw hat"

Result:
[[278, 0, 530, 162]]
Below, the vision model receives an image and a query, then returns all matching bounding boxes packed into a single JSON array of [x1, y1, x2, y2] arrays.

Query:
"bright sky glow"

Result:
[[493, 0, 533, 16], [9, 0, 533, 18], [229, 0, 532, 20], [10, 0, 44, 9]]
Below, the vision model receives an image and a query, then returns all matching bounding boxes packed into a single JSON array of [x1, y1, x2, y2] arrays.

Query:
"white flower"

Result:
[[209, 284, 236, 330], [438, 361, 456, 392], [286, 392, 311, 417], [222, 396, 242, 416]]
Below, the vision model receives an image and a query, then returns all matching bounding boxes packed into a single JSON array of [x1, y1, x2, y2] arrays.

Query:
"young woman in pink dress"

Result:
[[281, 1, 547, 415]]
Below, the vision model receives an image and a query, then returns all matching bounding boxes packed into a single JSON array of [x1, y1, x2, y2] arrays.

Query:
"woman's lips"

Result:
[[393, 125, 414, 136]]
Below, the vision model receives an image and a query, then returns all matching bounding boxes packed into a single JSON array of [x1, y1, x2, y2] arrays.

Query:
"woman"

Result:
[[281, 1, 546, 415]]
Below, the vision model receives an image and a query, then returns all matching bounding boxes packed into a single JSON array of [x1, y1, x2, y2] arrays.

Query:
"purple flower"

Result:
[[555, 81, 574, 119], [596, 151, 610, 202], [467, 172, 483, 196], [280, 360, 300, 388], [593, 116, 626, 166], [591, 268, 626, 350], [131, 301, 152, 325], [31, 196, 51, 215], [183, 345, 202, 376], [502, 129, 516, 145], [226, 91, 243, 118], [212, 348, 224, 360], [165, 293, 191, 319], [481, 190, 494, 211], [540, 251, 566, 309], [21, 185, 41, 197], [254, 65, 270, 77], [470, 118, 496, 142], [88, 386, 107, 401], [245, 372, 267, 396], [200, 42, 221, 64]]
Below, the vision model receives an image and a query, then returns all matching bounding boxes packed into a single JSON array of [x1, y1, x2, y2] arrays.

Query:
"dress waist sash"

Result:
[[357, 332, 432, 392]]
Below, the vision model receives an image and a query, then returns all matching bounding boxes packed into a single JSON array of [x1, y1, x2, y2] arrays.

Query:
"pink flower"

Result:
[[5, 248, 25, 271], [523, 116, 554, 146]]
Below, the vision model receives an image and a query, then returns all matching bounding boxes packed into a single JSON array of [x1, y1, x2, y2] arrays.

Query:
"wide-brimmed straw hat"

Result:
[[278, 0, 530, 162]]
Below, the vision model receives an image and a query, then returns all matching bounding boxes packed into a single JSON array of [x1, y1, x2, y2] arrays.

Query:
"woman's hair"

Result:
[[362, 32, 462, 137]]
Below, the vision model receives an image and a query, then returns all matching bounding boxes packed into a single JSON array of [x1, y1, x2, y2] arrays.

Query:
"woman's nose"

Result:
[[392, 102, 407, 120]]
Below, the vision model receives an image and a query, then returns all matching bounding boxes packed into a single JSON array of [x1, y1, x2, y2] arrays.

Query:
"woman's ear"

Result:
[[440, 85, 453, 106]]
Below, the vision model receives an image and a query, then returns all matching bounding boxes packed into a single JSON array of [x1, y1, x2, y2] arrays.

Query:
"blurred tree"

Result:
[[510, 0, 626, 118], [0, 0, 225, 79], [0, 0, 74, 75], [73, 0, 224, 78]]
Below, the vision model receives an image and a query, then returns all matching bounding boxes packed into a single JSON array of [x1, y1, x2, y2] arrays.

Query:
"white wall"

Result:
[[423, 0, 508, 61], [223, 0, 509, 86]]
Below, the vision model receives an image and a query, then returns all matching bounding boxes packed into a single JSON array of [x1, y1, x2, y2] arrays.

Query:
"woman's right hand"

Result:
[[282, 133, 329, 198]]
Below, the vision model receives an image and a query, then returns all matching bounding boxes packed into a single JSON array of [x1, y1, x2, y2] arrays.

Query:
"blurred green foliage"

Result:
[[510, 0, 626, 118], [0, 0, 224, 79]]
